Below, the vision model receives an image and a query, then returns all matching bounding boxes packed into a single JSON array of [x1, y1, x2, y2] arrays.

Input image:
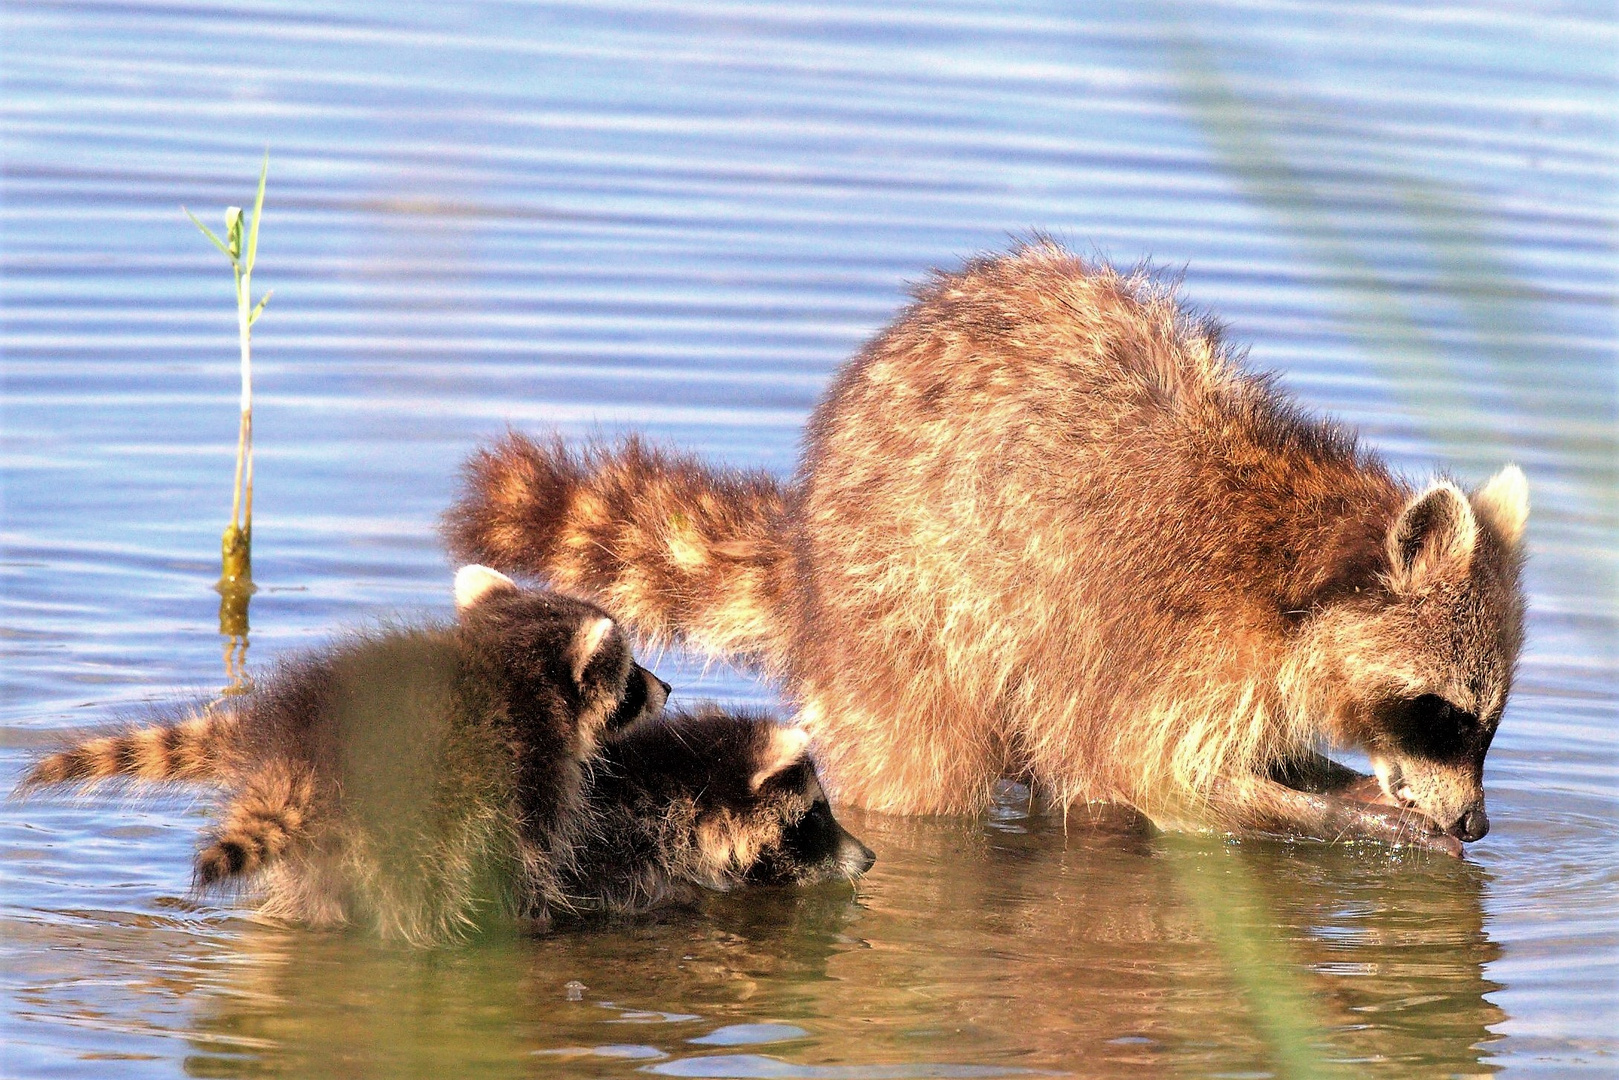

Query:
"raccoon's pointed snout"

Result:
[[840, 834, 876, 877], [1449, 802, 1489, 842]]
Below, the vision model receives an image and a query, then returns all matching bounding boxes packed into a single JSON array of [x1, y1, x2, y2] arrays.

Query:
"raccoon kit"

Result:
[[19, 566, 872, 944], [447, 241, 1528, 854], [579, 705, 874, 911]]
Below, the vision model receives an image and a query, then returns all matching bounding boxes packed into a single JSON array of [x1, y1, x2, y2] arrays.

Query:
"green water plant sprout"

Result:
[[185, 154, 271, 590]]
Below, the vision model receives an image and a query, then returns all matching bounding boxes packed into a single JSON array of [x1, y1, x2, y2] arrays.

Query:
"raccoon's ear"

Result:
[[1387, 481, 1478, 587], [453, 564, 518, 611], [567, 617, 617, 685], [1471, 464, 1529, 549], [750, 725, 811, 793]]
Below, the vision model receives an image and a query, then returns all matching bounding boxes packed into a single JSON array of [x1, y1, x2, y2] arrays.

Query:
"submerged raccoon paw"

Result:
[[1337, 800, 1463, 857]]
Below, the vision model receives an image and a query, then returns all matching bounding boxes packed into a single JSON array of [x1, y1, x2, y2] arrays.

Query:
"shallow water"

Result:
[[1, 1, 1615, 1077]]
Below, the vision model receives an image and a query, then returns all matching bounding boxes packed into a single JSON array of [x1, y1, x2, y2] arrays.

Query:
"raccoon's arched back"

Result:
[[788, 243, 1416, 806]]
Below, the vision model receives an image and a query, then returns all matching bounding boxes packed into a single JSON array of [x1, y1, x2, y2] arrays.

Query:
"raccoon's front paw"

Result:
[[1335, 799, 1464, 857], [1394, 819, 1465, 857], [1339, 775, 1399, 806], [1412, 830, 1466, 857], [1328, 778, 1466, 855]]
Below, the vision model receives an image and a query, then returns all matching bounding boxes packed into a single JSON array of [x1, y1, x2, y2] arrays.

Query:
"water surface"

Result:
[[1, 2, 1614, 1077]]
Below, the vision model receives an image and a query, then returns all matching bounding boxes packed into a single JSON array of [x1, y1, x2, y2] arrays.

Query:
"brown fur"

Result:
[[17, 573, 871, 943], [446, 433, 795, 667], [579, 708, 874, 912], [446, 241, 1528, 850], [195, 762, 318, 886], [16, 582, 671, 944], [21, 706, 239, 789]]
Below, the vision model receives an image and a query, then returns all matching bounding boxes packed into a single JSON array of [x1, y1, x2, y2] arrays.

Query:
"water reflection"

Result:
[[1, 0, 1610, 1074], [828, 804, 1503, 1078], [217, 580, 255, 696], [1, 793, 1492, 1079]]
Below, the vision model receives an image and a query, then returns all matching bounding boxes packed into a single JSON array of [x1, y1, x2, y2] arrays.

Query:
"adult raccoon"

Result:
[[446, 242, 1528, 853], [18, 567, 871, 943]]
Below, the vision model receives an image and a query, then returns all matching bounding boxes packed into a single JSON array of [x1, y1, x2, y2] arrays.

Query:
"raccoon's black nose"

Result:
[[840, 836, 876, 876], [1450, 804, 1489, 842]]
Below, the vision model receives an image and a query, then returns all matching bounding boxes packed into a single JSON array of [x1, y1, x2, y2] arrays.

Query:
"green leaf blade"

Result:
[[248, 289, 273, 326], [184, 207, 234, 261], [244, 152, 268, 276]]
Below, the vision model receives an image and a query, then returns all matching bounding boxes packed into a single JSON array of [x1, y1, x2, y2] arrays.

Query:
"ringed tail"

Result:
[[194, 764, 317, 888], [18, 706, 239, 790], [444, 431, 795, 669]]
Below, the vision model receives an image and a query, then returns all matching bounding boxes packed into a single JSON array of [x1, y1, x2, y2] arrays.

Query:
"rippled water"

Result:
[[2, 2, 1615, 1077]]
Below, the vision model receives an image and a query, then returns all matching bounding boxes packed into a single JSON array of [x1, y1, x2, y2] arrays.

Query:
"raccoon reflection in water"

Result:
[[18, 566, 872, 945], [170, 808, 1504, 1079]]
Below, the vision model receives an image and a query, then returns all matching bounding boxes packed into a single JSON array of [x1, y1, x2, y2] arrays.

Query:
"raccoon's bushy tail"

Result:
[[444, 431, 795, 669], [18, 706, 240, 791], [195, 764, 318, 888]]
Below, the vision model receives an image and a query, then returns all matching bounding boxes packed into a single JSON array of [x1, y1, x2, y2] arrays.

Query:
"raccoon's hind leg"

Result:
[[195, 763, 321, 889], [798, 680, 1003, 816]]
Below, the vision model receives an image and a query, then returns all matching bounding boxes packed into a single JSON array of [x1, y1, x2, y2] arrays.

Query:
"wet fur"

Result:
[[446, 241, 1528, 849], [572, 709, 873, 915], [20, 705, 242, 789], [22, 585, 648, 944], [18, 578, 869, 943]]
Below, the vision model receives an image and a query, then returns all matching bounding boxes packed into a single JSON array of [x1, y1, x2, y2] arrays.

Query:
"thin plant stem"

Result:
[[184, 153, 270, 694], [242, 413, 254, 528], [231, 412, 248, 532], [184, 153, 269, 591]]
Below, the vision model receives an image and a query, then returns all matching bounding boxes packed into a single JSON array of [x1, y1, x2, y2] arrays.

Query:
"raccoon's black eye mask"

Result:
[[775, 796, 840, 863], [1382, 694, 1489, 762], [605, 664, 671, 731]]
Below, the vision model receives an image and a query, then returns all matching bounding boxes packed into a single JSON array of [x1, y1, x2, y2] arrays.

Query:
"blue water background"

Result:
[[1, 2, 1614, 1077]]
